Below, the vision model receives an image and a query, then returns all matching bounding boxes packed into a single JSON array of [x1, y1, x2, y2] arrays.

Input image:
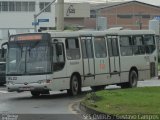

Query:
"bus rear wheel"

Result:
[[67, 75, 81, 96], [31, 91, 40, 97], [121, 70, 138, 88], [129, 70, 138, 88]]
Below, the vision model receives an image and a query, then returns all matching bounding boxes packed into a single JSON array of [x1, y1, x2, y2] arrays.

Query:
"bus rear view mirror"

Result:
[[1, 48, 5, 58], [56, 44, 62, 56], [1, 42, 8, 58]]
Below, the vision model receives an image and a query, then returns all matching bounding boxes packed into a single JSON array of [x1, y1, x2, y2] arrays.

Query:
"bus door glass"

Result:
[[80, 36, 95, 86], [94, 37, 108, 74], [144, 35, 157, 77], [107, 36, 121, 83]]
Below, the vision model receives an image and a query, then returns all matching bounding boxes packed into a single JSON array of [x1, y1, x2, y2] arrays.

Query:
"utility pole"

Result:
[[33, 0, 57, 32], [96, 9, 100, 30], [57, 0, 64, 31], [136, 13, 143, 30]]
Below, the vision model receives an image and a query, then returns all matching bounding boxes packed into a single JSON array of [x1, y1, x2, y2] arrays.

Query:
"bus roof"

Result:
[[47, 29, 155, 38], [112, 30, 155, 35], [13, 30, 155, 38]]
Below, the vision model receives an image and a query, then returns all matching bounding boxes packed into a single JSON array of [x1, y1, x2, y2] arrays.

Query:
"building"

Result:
[[88, 1, 160, 29], [55, 2, 90, 29], [0, 0, 55, 42], [0, 1, 91, 42], [54, 1, 160, 30], [0, 0, 160, 42]]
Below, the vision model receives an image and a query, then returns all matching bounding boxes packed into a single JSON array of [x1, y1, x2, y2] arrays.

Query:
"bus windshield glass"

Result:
[[7, 40, 51, 75]]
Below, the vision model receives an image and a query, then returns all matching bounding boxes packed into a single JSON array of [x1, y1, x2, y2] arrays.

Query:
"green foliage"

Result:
[[83, 92, 102, 108], [82, 87, 160, 114], [85, 92, 101, 102]]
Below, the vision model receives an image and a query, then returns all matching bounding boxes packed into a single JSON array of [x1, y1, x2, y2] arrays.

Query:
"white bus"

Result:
[[2, 30, 158, 96]]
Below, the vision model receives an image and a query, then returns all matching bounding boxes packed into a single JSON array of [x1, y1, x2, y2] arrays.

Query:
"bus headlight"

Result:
[[7, 81, 15, 85]]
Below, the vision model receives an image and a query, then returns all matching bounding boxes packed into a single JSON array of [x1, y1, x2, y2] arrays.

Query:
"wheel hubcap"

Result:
[[132, 74, 137, 86], [72, 77, 78, 94]]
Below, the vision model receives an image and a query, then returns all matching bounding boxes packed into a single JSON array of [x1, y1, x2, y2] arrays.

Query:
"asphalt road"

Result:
[[0, 86, 89, 120], [0, 79, 160, 120]]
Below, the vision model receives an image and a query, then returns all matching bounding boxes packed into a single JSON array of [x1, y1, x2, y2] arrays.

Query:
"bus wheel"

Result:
[[121, 70, 138, 88], [67, 75, 80, 96], [90, 85, 106, 91], [129, 70, 138, 88], [31, 91, 40, 97]]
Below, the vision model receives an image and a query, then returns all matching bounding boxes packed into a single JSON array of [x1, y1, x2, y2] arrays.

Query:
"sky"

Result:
[[65, 0, 160, 6]]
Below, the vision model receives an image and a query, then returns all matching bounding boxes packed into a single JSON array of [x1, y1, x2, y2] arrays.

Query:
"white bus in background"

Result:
[[2, 30, 157, 96]]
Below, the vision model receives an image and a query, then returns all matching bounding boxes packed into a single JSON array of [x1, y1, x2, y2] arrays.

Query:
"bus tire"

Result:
[[31, 91, 40, 97], [121, 70, 138, 88], [90, 85, 106, 91], [129, 70, 138, 88], [67, 75, 80, 96]]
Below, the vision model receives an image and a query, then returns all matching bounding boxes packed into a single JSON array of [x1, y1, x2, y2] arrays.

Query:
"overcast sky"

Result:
[[65, 0, 160, 6]]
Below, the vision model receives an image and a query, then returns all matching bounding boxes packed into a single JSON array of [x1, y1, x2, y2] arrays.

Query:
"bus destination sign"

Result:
[[10, 34, 42, 41]]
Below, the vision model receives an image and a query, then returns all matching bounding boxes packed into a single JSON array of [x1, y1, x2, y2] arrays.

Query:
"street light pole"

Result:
[[57, 0, 64, 31], [96, 9, 101, 30], [34, 14, 37, 32], [137, 13, 143, 30]]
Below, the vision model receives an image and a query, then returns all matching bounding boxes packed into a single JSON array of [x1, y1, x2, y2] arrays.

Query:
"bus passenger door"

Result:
[[80, 36, 95, 86], [144, 35, 157, 78], [93, 37, 108, 85], [107, 36, 121, 83]]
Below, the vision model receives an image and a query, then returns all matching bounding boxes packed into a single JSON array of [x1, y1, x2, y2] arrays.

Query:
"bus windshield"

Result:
[[7, 41, 51, 75]]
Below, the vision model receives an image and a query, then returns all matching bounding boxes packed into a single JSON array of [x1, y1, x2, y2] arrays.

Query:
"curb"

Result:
[[79, 102, 103, 114], [79, 102, 125, 120], [79, 102, 126, 120]]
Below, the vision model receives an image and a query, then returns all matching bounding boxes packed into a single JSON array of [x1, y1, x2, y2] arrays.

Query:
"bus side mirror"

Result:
[[56, 44, 62, 56], [1, 42, 8, 59], [1, 48, 5, 58]]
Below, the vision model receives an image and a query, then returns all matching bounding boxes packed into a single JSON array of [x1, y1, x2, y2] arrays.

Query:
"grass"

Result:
[[82, 87, 160, 114]]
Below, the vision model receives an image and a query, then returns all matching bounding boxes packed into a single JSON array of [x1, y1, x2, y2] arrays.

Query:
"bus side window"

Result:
[[120, 36, 133, 56], [132, 36, 145, 55], [94, 37, 107, 58], [108, 38, 119, 57], [107, 38, 113, 57], [52, 43, 65, 71], [144, 35, 155, 54], [65, 38, 80, 60], [81, 39, 87, 58]]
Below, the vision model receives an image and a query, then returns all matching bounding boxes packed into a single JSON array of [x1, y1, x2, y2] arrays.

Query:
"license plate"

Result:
[[19, 87, 34, 91]]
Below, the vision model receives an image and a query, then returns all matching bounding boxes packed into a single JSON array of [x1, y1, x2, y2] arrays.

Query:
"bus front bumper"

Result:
[[7, 83, 51, 92]]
